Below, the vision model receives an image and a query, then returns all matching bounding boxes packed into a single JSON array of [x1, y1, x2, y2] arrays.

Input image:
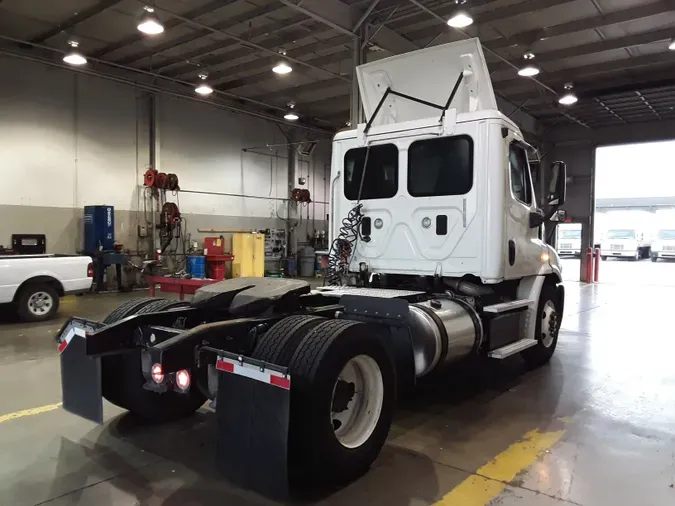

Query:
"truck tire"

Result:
[[287, 319, 396, 486], [521, 284, 561, 368], [16, 283, 60, 322], [652, 256, 658, 263], [102, 298, 206, 422], [102, 297, 158, 324], [252, 315, 325, 366]]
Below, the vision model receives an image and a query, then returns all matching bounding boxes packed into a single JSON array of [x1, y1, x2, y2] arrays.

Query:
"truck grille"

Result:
[[664, 245, 675, 252], [610, 244, 624, 250], [559, 243, 573, 249]]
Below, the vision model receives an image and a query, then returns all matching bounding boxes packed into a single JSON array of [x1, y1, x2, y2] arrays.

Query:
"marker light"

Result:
[[176, 369, 191, 390], [151, 363, 164, 383]]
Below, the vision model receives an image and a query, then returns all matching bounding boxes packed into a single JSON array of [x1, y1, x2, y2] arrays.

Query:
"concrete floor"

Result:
[[1, 274, 675, 506]]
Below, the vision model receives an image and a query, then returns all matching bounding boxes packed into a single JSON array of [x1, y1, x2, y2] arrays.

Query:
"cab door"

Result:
[[503, 140, 543, 279]]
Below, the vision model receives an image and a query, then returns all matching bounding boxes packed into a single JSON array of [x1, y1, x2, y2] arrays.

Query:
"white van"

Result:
[[651, 229, 675, 262], [601, 228, 652, 260]]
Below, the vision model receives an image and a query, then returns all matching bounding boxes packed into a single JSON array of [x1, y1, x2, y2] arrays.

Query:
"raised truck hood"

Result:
[[356, 38, 498, 127]]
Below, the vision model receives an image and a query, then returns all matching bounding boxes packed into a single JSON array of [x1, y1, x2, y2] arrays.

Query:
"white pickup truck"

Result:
[[0, 255, 93, 322]]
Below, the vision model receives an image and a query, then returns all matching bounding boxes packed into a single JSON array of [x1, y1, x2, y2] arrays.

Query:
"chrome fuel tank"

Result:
[[408, 298, 482, 377]]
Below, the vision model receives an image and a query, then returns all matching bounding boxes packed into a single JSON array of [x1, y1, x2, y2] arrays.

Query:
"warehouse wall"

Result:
[[0, 55, 331, 257]]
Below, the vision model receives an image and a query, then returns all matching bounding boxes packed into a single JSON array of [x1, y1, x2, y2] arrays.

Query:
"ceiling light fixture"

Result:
[[518, 52, 539, 77], [558, 82, 578, 105], [284, 101, 299, 121], [63, 40, 87, 66], [195, 72, 213, 95], [272, 50, 292, 74], [669, 38, 675, 50], [273, 61, 292, 74], [138, 6, 164, 35], [518, 65, 540, 77], [447, 0, 473, 28]]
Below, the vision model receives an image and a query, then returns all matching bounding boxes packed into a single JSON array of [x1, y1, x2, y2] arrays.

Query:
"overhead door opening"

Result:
[[592, 140, 675, 285]]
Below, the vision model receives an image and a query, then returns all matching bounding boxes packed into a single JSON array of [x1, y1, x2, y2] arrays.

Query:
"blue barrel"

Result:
[[285, 256, 297, 277], [187, 255, 206, 278]]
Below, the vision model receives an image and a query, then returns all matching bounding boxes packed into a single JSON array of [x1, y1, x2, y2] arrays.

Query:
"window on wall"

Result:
[[408, 135, 473, 197], [344, 144, 398, 200], [509, 143, 533, 205]]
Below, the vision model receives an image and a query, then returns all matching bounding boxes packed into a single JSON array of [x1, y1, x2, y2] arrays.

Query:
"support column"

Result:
[[350, 27, 365, 126], [287, 145, 297, 258], [149, 94, 159, 254]]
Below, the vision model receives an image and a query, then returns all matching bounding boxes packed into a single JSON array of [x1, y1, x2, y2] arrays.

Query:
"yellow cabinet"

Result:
[[231, 233, 265, 278]]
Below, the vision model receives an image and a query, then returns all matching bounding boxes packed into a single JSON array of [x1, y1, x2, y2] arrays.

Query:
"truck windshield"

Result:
[[607, 230, 635, 239], [344, 144, 398, 200], [657, 230, 675, 240], [560, 229, 581, 239]]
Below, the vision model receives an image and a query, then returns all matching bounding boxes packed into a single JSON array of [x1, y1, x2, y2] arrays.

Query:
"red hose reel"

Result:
[[144, 168, 179, 190]]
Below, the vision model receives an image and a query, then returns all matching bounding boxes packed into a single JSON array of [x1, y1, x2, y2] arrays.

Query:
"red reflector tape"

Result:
[[270, 375, 291, 390], [215, 360, 234, 373], [216, 358, 290, 390], [57, 325, 86, 354]]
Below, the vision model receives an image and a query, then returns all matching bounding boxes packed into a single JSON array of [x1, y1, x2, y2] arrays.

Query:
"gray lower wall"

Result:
[[0, 204, 327, 256]]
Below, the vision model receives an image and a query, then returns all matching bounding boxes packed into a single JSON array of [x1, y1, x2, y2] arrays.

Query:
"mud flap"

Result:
[[214, 354, 291, 499], [58, 321, 104, 424]]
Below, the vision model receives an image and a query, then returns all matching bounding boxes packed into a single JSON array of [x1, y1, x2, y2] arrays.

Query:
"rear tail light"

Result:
[[87, 263, 94, 277], [151, 363, 164, 383], [176, 369, 191, 390]]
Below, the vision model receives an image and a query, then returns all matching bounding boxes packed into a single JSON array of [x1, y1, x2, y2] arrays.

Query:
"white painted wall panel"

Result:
[[0, 57, 75, 208], [75, 73, 140, 211], [159, 96, 288, 219], [0, 55, 332, 253]]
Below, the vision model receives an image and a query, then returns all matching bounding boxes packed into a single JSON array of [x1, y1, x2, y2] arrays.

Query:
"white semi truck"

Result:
[[651, 229, 675, 261], [601, 228, 652, 260], [55, 39, 567, 498], [557, 223, 582, 257]]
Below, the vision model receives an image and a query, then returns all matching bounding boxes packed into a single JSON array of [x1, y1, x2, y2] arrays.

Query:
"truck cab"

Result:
[[651, 229, 675, 261], [557, 223, 582, 257], [331, 39, 564, 285], [601, 228, 650, 260]]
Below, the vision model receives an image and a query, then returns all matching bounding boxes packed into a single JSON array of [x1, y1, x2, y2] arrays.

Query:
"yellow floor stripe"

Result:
[[434, 427, 566, 506], [0, 403, 62, 424]]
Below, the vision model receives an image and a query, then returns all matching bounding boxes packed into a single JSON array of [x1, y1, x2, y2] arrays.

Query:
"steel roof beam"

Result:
[[30, 0, 123, 43], [92, 0, 237, 58], [147, 3, 349, 82], [127, 8, 306, 69], [496, 53, 675, 90], [400, 0, 576, 39], [277, 0, 417, 54], [217, 50, 352, 91], [487, 0, 675, 51]]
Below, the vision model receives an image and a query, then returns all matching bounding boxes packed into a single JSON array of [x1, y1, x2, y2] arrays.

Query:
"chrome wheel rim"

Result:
[[330, 354, 384, 449], [540, 300, 558, 348], [28, 291, 54, 316]]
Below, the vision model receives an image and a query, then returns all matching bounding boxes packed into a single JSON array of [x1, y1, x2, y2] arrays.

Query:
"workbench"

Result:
[[144, 275, 219, 300]]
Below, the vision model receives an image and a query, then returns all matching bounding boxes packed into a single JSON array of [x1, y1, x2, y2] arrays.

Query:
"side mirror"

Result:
[[529, 208, 545, 228], [550, 209, 567, 223], [547, 161, 567, 207]]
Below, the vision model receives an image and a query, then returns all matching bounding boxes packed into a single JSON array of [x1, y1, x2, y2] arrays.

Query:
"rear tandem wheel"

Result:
[[281, 319, 396, 486]]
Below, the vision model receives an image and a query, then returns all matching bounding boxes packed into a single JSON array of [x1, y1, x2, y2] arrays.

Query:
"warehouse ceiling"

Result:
[[1, 0, 674, 133]]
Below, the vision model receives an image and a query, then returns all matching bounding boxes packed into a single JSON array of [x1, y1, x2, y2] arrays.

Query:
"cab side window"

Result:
[[509, 143, 533, 205]]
